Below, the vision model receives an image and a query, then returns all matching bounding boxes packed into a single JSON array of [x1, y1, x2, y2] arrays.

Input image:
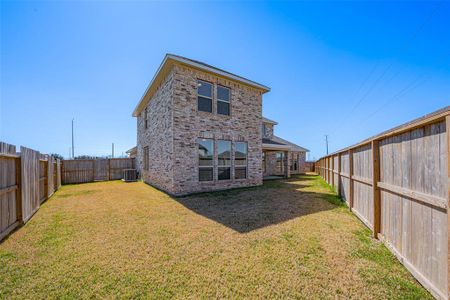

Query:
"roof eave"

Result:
[[132, 55, 171, 117], [132, 54, 270, 117], [168, 54, 270, 93]]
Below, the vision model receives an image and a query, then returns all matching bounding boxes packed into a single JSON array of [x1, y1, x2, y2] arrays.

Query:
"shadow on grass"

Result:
[[174, 174, 345, 233]]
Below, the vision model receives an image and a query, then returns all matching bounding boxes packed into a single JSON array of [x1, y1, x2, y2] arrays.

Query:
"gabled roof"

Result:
[[262, 135, 309, 152], [273, 135, 309, 152], [262, 117, 278, 125], [126, 146, 137, 154], [132, 54, 270, 117]]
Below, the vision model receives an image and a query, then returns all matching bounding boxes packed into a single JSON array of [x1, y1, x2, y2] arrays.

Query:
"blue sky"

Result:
[[1, 1, 449, 159]]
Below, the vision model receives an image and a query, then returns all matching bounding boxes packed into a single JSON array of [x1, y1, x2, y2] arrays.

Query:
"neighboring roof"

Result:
[[262, 135, 309, 152], [262, 117, 278, 125], [132, 54, 271, 117], [262, 138, 284, 145], [126, 146, 137, 154], [273, 135, 309, 152]]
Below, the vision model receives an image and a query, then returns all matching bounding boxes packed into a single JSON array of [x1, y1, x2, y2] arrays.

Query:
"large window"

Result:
[[217, 86, 230, 116], [235, 142, 247, 179], [198, 139, 213, 181], [143, 146, 149, 171], [276, 152, 284, 173], [218, 140, 231, 180], [197, 80, 213, 113]]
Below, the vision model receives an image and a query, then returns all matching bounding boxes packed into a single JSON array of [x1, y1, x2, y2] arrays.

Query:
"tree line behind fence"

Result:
[[0, 141, 135, 242], [315, 106, 449, 300]]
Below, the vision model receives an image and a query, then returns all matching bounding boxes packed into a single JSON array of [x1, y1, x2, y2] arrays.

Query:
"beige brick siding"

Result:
[[137, 63, 264, 196], [137, 69, 174, 193], [290, 151, 306, 174], [263, 150, 306, 177], [171, 65, 263, 195]]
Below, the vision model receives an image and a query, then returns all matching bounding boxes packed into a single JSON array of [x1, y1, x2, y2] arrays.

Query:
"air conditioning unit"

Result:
[[122, 169, 137, 182]]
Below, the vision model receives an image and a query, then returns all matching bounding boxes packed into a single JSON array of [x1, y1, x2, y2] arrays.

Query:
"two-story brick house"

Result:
[[132, 54, 308, 195]]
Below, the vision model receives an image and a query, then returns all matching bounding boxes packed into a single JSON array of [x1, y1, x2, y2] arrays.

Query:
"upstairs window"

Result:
[[235, 142, 247, 179], [144, 107, 148, 129], [198, 139, 213, 181], [217, 86, 230, 116], [217, 140, 231, 180], [197, 80, 213, 113]]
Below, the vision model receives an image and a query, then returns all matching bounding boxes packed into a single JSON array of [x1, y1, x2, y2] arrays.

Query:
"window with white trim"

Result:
[[217, 86, 230, 116], [198, 139, 213, 181], [235, 142, 247, 179], [197, 80, 213, 113], [217, 140, 231, 180]]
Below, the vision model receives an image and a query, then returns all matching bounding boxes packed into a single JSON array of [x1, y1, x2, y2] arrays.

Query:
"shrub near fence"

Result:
[[0, 142, 61, 241], [315, 106, 450, 300]]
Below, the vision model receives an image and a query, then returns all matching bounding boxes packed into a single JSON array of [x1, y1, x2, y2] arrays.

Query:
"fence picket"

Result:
[[315, 106, 450, 299]]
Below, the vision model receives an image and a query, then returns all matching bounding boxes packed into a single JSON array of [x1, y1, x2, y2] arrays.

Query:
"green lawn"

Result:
[[0, 174, 431, 299]]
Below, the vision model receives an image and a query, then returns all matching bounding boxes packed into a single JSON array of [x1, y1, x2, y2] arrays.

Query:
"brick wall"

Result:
[[170, 64, 263, 195], [137, 69, 175, 193]]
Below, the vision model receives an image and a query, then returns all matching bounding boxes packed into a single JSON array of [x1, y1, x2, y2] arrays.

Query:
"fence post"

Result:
[[92, 160, 95, 181], [331, 156, 334, 188], [61, 160, 64, 185], [47, 158, 51, 197], [446, 114, 450, 299], [372, 140, 381, 239], [337, 153, 341, 196], [108, 159, 111, 181], [15, 155, 23, 223], [349, 149, 354, 211]]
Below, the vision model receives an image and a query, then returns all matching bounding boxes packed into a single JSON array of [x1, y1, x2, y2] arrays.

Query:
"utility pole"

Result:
[[325, 135, 329, 155], [112, 143, 114, 158], [71, 118, 75, 159]]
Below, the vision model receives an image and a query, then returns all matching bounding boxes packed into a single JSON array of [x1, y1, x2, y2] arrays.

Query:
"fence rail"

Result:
[[0, 142, 62, 241], [61, 158, 135, 184], [1, 142, 135, 242], [315, 106, 450, 300]]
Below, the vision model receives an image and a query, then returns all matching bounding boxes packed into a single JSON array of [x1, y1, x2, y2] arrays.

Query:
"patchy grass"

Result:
[[0, 175, 431, 299]]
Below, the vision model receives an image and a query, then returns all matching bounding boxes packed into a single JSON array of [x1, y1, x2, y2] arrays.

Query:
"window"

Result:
[[197, 80, 213, 113], [144, 107, 148, 129], [143, 146, 149, 171], [217, 86, 230, 116], [262, 152, 266, 173], [290, 153, 298, 171], [276, 152, 284, 173], [218, 140, 231, 180], [198, 139, 213, 181], [235, 142, 247, 179]]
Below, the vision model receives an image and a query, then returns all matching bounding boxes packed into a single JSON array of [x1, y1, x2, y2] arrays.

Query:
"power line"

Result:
[[331, 0, 444, 135], [358, 56, 450, 125], [360, 75, 428, 125]]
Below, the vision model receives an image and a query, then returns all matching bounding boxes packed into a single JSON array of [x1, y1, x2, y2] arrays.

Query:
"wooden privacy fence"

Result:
[[0, 142, 61, 241], [61, 158, 135, 184], [315, 106, 450, 299]]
